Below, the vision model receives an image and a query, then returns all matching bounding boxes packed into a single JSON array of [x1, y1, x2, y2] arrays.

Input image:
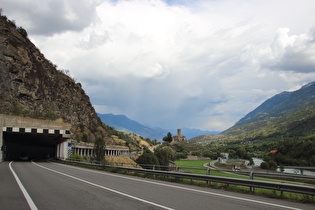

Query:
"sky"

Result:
[[2, 0, 315, 131]]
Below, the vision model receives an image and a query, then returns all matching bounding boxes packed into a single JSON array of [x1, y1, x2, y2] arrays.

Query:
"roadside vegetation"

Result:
[[136, 142, 174, 168]]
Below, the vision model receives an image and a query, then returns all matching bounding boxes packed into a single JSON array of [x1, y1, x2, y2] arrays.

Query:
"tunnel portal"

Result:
[[3, 130, 64, 161], [1, 114, 71, 161]]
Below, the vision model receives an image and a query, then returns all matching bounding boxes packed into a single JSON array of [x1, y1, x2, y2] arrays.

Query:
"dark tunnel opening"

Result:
[[2, 132, 63, 161]]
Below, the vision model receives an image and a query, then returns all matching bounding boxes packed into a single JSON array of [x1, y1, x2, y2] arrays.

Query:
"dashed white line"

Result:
[[9, 161, 38, 210], [32, 161, 174, 210]]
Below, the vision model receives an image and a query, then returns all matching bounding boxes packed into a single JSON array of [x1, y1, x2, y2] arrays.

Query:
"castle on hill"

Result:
[[172, 129, 186, 143]]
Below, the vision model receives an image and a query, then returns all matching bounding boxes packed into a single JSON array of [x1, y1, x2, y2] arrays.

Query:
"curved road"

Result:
[[0, 161, 313, 210]]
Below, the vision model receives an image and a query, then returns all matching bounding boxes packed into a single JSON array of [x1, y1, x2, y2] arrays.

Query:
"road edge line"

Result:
[[9, 161, 38, 210]]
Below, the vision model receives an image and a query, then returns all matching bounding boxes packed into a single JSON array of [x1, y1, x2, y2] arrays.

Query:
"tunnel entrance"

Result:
[[3, 131, 64, 161], [0, 114, 71, 162]]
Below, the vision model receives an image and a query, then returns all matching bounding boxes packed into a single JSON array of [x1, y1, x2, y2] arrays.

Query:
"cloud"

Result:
[[79, 31, 111, 49], [242, 27, 315, 73], [2, 0, 315, 131], [2, 0, 101, 35]]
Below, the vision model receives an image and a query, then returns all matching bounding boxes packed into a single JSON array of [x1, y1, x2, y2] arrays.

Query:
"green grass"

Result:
[[174, 159, 247, 179], [174, 159, 210, 168]]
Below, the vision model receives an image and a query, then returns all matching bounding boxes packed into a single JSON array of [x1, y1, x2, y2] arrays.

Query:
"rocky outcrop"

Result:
[[0, 15, 113, 144]]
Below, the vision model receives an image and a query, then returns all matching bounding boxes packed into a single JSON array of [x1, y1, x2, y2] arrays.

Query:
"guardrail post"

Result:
[[153, 165, 156, 179], [121, 163, 123, 167], [250, 171, 255, 192], [176, 167, 179, 172], [206, 168, 210, 184], [135, 163, 137, 168]]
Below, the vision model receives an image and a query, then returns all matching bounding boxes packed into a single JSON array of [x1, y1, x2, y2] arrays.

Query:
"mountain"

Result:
[[0, 15, 113, 144], [222, 82, 315, 139], [235, 81, 315, 127], [169, 128, 221, 140], [190, 82, 315, 144], [98, 113, 167, 141], [98, 113, 220, 141]]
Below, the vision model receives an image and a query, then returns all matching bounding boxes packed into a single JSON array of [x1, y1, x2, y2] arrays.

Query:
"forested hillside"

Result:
[[264, 135, 315, 167]]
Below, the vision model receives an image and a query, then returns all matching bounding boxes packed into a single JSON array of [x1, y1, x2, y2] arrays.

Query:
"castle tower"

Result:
[[177, 129, 181, 137], [172, 128, 186, 143]]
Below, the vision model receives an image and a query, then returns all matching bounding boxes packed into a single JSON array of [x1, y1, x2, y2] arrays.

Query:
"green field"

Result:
[[174, 159, 211, 169], [174, 159, 247, 179]]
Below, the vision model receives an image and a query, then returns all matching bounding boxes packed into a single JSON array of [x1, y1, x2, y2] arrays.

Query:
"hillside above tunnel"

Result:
[[0, 15, 113, 144]]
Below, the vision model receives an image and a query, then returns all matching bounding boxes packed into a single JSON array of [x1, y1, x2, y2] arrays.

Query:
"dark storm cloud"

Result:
[[1, 0, 101, 35]]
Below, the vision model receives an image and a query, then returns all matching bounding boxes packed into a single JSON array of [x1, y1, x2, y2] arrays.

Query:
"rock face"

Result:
[[0, 15, 113, 144]]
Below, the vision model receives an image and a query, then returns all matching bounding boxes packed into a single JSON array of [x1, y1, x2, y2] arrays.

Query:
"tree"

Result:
[[136, 148, 159, 168], [260, 161, 269, 169], [152, 139, 158, 145], [94, 137, 106, 162], [163, 132, 173, 143], [268, 160, 278, 170], [154, 146, 174, 166], [279, 164, 285, 172]]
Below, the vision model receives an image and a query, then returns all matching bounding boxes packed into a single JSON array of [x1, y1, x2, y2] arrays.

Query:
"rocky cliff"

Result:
[[0, 15, 113, 144]]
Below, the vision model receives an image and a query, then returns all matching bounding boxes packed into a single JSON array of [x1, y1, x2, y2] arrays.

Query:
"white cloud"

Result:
[[79, 31, 111, 49], [242, 27, 315, 73], [2, 0, 315, 131]]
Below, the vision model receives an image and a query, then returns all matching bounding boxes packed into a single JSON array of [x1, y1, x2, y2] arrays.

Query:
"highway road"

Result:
[[0, 161, 314, 210]]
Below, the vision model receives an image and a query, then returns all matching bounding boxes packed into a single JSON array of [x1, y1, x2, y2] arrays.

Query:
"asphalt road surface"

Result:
[[0, 161, 314, 210]]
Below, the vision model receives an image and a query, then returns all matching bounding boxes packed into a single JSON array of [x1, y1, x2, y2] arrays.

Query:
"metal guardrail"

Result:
[[66, 159, 315, 180], [59, 159, 315, 196]]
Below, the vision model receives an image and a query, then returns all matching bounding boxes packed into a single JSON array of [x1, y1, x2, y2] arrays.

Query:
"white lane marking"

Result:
[[32, 162, 174, 210], [9, 161, 38, 210], [53, 162, 303, 210]]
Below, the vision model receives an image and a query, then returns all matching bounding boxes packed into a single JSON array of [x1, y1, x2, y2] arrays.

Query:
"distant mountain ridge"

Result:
[[234, 81, 315, 127], [190, 81, 315, 144], [97, 113, 220, 141], [223, 81, 315, 138], [98, 113, 167, 141], [234, 91, 291, 126]]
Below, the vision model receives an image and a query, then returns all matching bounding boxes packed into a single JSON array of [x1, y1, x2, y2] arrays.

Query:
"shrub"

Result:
[[7, 19, 16, 27], [68, 153, 84, 161], [17, 26, 28, 38], [260, 161, 269, 169]]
